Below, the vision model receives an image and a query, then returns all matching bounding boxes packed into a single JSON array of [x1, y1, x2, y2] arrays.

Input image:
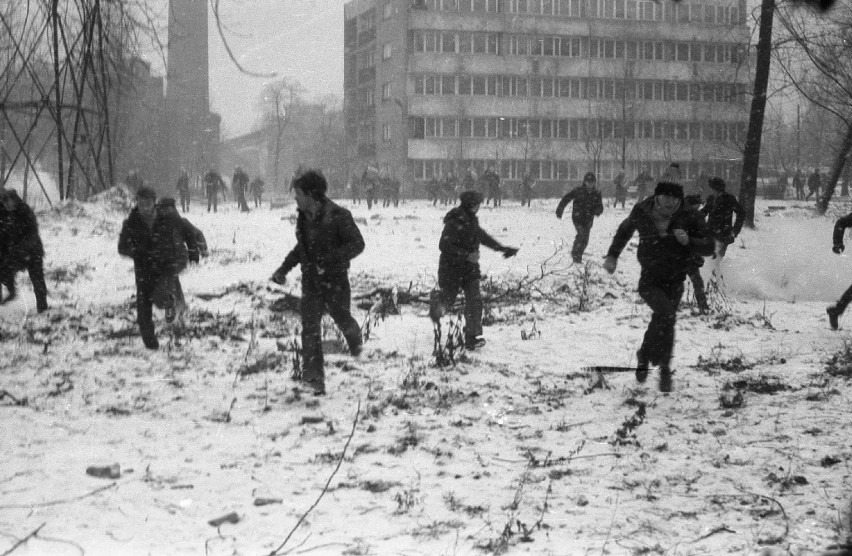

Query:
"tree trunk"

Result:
[[51, 0, 65, 200], [817, 122, 852, 213], [739, 0, 775, 229]]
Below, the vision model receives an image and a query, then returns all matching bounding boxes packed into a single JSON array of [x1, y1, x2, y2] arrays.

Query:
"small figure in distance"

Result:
[[555, 171, 604, 264]]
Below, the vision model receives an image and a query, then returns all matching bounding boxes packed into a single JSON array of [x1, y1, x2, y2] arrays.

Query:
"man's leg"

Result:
[[300, 276, 325, 391], [828, 282, 852, 329], [638, 276, 683, 391], [0, 267, 16, 304], [687, 267, 708, 311], [322, 273, 362, 355], [462, 277, 483, 345], [136, 278, 158, 349], [27, 256, 48, 313], [572, 224, 591, 263]]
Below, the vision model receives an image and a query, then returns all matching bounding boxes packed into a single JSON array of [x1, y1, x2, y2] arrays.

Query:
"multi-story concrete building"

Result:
[[344, 0, 750, 197]]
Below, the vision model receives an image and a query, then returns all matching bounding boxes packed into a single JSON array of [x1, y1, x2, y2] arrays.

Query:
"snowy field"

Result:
[[1, 189, 851, 555]]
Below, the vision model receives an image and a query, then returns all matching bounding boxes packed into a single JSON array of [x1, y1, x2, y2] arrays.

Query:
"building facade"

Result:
[[344, 0, 751, 197]]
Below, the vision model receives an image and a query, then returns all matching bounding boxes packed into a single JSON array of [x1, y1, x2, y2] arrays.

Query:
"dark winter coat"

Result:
[[176, 173, 189, 194], [808, 172, 821, 193], [277, 199, 364, 277], [0, 190, 44, 269], [204, 171, 225, 197], [607, 196, 714, 282], [438, 205, 504, 282], [150, 204, 204, 274], [700, 191, 745, 239], [118, 207, 157, 282], [555, 185, 604, 226]]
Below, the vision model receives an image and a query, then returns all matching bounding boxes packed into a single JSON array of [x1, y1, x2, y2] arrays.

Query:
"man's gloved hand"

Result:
[[502, 247, 519, 259], [723, 233, 736, 245], [834, 243, 845, 254], [466, 251, 480, 263], [555, 207, 564, 219], [270, 267, 288, 285], [672, 229, 689, 246], [188, 251, 199, 264]]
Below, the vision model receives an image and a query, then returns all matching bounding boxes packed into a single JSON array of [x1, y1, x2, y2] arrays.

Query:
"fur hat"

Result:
[[654, 163, 684, 198], [459, 190, 484, 207]]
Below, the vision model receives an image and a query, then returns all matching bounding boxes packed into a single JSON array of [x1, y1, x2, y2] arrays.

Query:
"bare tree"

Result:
[[257, 78, 303, 191], [775, 1, 852, 212]]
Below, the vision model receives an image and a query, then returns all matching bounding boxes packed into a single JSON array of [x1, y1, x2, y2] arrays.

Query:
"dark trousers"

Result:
[[833, 283, 852, 315], [300, 271, 362, 384], [432, 264, 482, 341], [207, 194, 217, 213], [136, 276, 157, 348], [1, 256, 48, 312], [687, 267, 708, 309], [179, 192, 190, 212], [637, 273, 684, 369], [572, 222, 592, 262]]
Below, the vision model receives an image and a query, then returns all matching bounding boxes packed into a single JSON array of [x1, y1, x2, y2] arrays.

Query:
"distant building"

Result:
[[344, 0, 751, 197]]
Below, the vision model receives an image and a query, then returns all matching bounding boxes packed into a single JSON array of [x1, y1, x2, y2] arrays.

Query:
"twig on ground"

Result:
[[0, 390, 26, 406], [0, 482, 117, 509], [0, 523, 45, 556], [733, 486, 790, 540], [692, 525, 736, 543], [600, 493, 620, 556], [267, 400, 361, 556]]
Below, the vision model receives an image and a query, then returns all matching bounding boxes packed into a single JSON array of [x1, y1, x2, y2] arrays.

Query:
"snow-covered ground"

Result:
[[0, 191, 851, 555]]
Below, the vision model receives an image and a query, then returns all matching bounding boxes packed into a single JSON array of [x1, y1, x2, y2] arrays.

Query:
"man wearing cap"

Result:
[[603, 163, 714, 391], [270, 170, 365, 396], [700, 177, 744, 260], [555, 171, 604, 264], [429, 190, 519, 350], [0, 189, 48, 312]]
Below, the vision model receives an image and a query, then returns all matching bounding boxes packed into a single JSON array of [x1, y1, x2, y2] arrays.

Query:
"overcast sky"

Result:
[[144, 0, 345, 139]]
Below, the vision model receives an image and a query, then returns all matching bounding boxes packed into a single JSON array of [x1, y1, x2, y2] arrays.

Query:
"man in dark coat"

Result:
[[700, 177, 745, 260], [519, 173, 535, 207], [149, 197, 205, 324], [249, 177, 265, 208], [806, 168, 822, 201], [613, 170, 627, 208], [119, 189, 205, 349], [481, 167, 502, 207], [232, 166, 251, 212], [555, 171, 605, 263], [204, 169, 226, 213], [176, 168, 190, 213], [429, 190, 518, 350], [603, 164, 714, 391], [426, 176, 440, 206], [0, 189, 48, 312], [793, 169, 804, 200], [683, 193, 709, 313], [826, 211, 852, 330], [270, 170, 365, 396]]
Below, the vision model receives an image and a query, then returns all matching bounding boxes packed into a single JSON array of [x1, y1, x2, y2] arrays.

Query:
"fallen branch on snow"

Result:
[[0, 522, 45, 556]]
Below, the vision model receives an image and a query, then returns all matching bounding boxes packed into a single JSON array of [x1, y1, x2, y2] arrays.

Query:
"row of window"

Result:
[[408, 115, 746, 142], [411, 74, 748, 103], [412, 158, 738, 182], [411, 31, 743, 65], [415, 0, 740, 25]]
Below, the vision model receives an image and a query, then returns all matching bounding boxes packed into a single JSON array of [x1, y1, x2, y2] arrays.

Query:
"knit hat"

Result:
[[459, 190, 484, 207], [654, 163, 683, 199]]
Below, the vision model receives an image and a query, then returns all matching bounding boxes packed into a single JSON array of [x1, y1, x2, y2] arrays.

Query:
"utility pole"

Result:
[[796, 104, 801, 171]]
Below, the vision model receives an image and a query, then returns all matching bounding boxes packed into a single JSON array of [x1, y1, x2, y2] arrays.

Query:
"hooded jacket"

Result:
[[278, 198, 364, 276], [607, 196, 714, 281]]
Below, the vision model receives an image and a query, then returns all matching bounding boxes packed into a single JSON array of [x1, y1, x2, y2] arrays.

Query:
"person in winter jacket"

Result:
[[270, 170, 365, 396], [806, 168, 822, 201], [603, 163, 714, 391], [700, 177, 745, 260], [249, 177, 265, 208], [683, 194, 709, 313], [149, 197, 206, 324], [555, 171, 605, 263], [204, 169, 226, 213], [613, 170, 627, 208], [0, 189, 48, 312], [480, 167, 502, 207], [826, 212, 852, 330], [429, 190, 519, 350], [232, 166, 251, 212], [176, 168, 190, 213], [119, 189, 205, 349], [519, 174, 535, 207]]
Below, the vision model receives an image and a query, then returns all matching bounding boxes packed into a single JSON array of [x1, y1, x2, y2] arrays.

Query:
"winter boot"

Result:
[[465, 336, 486, 350]]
